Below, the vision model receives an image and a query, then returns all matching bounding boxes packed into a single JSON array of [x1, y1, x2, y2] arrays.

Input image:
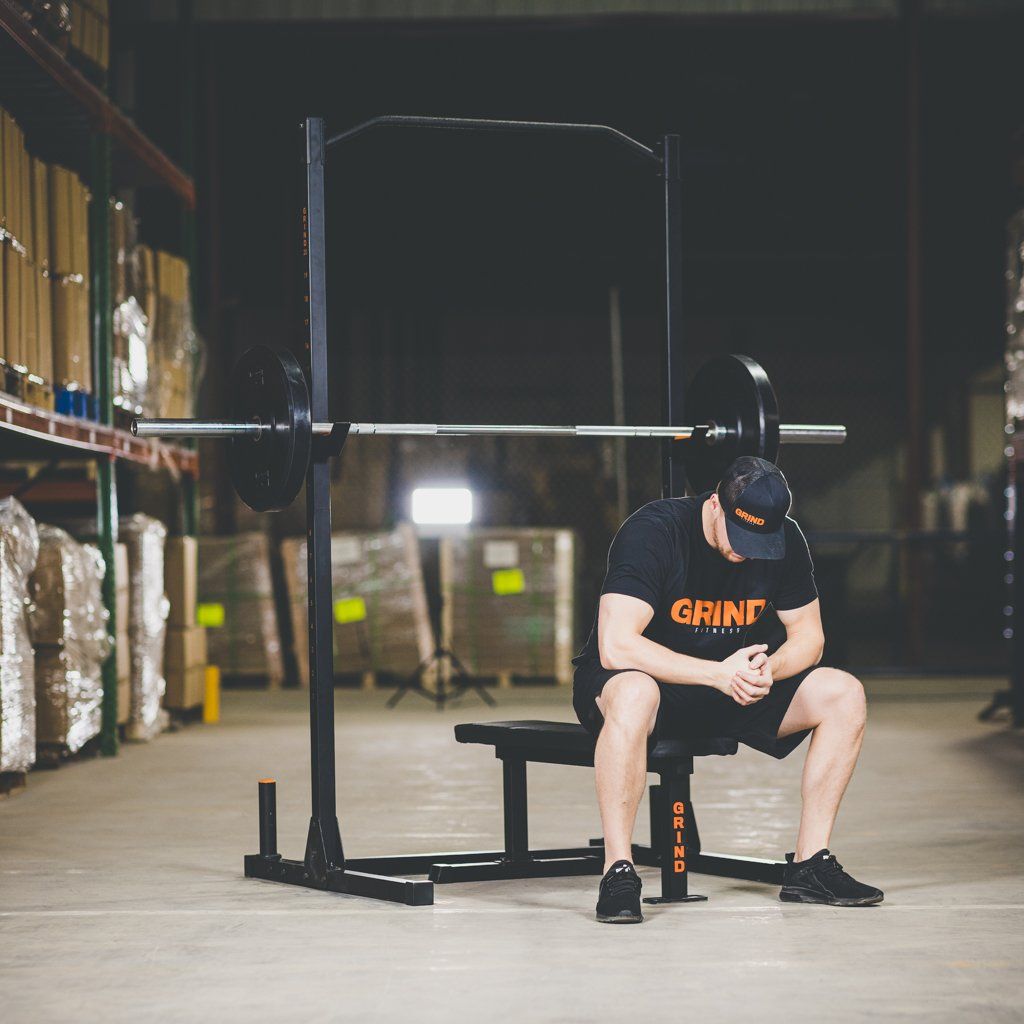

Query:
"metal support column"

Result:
[[660, 133, 686, 498], [301, 117, 344, 877], [90, 133, 119, 757]]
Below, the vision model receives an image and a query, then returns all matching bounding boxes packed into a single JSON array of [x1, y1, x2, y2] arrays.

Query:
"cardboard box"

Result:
[[74, 174, 91, 389], [441, 528, 576, 685], [49, 164, 81, 387], [164, 624, 207, 671], [3, 249, 21, 370], [48, 165, 91, 389], [164, 535, 198, 627], [117, 676, 130, 726], [198, 533, 283, 682], [164, 664, 205, 711], [31, 158, 52, 383], [0, 249, 5, 365]]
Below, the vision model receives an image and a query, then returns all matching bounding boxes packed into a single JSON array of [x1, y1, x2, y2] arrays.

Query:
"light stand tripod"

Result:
[[387, 534, 495, 709]]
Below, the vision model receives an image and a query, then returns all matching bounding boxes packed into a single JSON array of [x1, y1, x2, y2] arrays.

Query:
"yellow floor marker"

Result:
[[203, 665, 221, 724]]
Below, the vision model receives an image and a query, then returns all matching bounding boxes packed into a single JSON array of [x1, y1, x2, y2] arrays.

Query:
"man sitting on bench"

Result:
[[573, 456, 883, 923]]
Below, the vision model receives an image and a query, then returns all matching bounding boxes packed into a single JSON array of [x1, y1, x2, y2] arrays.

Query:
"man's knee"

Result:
[[809, 667, 866, 728], [598, 672, 660, 733]]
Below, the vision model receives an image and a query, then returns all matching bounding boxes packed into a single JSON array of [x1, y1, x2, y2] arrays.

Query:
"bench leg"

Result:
[[425, 755, 603, 883], [643, 765, 707, 905], [503, 757, 529, 860]]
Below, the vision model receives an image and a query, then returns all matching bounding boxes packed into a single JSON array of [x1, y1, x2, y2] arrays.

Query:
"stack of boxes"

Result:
[[280, 525, 434, 686], [441, 528, 576, 686], [198, 534, 284, 685], [0, 106, 90, 413], [1, 105, 198, 422], [68, 0, 110, 72], [163, 536, 207, 710]]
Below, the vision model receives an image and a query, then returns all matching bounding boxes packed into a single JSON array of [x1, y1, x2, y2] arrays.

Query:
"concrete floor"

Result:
[[1, 679, 1022, 1023]]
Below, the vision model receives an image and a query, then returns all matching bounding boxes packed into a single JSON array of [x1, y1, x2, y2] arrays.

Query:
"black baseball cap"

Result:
[[717, 456, 791, 560]]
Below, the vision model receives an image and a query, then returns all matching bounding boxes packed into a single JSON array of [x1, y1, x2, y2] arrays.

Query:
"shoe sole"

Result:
[[596, 912, 644, 924], [780, 886, 883, 907]]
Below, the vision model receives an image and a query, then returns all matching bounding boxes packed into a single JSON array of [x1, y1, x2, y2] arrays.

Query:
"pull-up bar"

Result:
[[325, 114, 662, 165]]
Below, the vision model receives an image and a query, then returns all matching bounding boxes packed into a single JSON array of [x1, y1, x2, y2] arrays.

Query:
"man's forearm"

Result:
[[601, 634, 724, 687], [769, 633, 823, 681]]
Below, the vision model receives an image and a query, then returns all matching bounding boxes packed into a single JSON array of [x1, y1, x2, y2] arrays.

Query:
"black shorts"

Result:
[[572, 661, 816, 760]]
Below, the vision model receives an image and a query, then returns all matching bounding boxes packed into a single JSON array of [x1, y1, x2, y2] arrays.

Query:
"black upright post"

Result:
[[301, 117, 345, 879], [244, 117, 430, 904], [660, 134, 686, 499]]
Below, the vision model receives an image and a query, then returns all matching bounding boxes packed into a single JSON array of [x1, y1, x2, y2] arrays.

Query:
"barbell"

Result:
[[132, 346, 846, 512]]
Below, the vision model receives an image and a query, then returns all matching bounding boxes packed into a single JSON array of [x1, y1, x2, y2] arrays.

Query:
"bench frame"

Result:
[[346, 723, 786, 902]]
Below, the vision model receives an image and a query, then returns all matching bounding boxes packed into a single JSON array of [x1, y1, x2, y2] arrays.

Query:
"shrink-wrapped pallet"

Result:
[[119, 514, 169, 740], [30, 526, 110, 752], [148, 251, 202, 421], [280, 524, 433, 686], [198, 533, 283, 684], [111, 199, 151, 415], [441, 528, 576, 685], [114, 542, 130, 724], [0, 499, 39, 772]]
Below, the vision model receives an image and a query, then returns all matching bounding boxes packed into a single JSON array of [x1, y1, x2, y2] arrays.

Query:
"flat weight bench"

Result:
[[348, 720, 786, 904]]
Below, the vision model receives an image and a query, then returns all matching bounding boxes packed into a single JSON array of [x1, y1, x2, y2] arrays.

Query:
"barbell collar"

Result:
[[133, 417, 846, 445]]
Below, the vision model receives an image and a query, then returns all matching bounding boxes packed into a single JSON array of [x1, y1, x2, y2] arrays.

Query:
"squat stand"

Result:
[[243, 113, 684, 906]]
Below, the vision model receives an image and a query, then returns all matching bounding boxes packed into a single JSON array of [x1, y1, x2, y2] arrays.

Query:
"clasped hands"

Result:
[[718, 643, 773, 706]]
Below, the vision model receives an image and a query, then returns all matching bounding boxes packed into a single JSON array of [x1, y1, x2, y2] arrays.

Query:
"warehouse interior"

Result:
[[1, 2, 1023, 1022]]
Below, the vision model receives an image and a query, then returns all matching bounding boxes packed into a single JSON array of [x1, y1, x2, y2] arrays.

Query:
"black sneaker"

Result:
[[780, 849, 884, 907], [596, 859, 643, 923]]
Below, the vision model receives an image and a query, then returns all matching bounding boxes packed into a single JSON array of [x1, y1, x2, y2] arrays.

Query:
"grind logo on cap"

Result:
[[719, 457, 792, 560]]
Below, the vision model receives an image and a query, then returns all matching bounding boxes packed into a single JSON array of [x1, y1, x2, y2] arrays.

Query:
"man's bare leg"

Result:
[[777, 667, 867, 860], [594, 672, 660, 872]]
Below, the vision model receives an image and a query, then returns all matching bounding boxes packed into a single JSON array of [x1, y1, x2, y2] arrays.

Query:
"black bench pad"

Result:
[[454, 720, 738, 760]]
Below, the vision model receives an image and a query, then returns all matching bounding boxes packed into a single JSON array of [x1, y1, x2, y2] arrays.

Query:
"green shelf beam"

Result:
[[90, 132, 119, 757]]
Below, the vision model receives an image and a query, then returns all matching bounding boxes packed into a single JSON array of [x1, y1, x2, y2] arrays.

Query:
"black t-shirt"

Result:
[[576, 492, 817, 667]]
